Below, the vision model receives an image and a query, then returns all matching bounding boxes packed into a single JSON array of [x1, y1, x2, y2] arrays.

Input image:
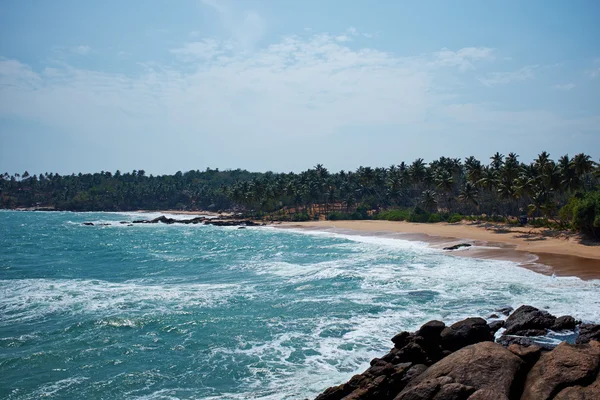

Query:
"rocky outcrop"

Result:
[[83, 215, 262, 227], [576, 324, 600, 344], [521, 341, 600, 400], [503, 305, 557, 335], [440, 317, 493, 352], [315, 305, 599, 400], [443, 243, 472, 251], [396, 342, 523, 400]]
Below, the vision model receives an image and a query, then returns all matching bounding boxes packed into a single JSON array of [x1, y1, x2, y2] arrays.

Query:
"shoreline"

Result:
[[277, 220, 600, 280]]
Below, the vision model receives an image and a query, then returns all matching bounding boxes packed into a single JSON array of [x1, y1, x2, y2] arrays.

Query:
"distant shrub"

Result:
[[428, 213, 442, 223], [447, 213, 463, 223], [291, 212, 310, 222], [571, 191, 600, 236], [327, 212, 351, 220], [408, 206, 430, 223], [375, 209, 410, 221]]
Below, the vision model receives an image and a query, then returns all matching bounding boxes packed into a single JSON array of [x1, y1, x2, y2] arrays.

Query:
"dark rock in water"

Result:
[[119, 221, 130, 224], [443, 243, 472, 251], [552, 315, 577, 331], [576, 324, 600, 344], [503, 305, 556, 335], [496, 306, 514, 316], [521, 341, 600, 400], [496, 335, 557, 351], [488, 313, 499, 319], [238, 226, 246, 229], [488, 320, 505, 335], [440, 317, 493, 352], [416, 320, 445, 342], [396, 342, 524, 400], [82, 222, 94, 226], [512, 328, 549, 337], [392, 331, 412, 349]]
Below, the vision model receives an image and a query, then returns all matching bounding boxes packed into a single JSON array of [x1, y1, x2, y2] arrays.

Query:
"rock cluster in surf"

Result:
[[81, 215, 263, 227], [314, 305, 600, 400]]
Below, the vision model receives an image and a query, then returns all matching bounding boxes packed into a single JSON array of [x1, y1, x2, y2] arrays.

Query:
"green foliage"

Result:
[[427, 213, 443, 223], [571, 191, 600, 236], [375, 209, 410, 221], [447, 213, 463, 223], [291, 212, 310, 222]]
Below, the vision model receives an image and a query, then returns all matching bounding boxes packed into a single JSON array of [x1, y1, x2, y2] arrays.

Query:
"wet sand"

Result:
[[277, 220, 600, 280]]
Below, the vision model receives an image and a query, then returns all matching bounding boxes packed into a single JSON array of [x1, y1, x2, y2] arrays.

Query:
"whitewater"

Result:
[[1, 211, 599, 399]]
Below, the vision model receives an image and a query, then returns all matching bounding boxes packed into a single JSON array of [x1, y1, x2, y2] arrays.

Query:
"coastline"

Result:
[[277, 220, 600, 280]]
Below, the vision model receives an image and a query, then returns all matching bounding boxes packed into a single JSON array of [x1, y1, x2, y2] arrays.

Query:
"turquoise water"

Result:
[[1, 211, 599, 399]]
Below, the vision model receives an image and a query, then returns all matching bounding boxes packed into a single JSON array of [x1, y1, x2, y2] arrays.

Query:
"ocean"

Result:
[[1, 211, 599, 399]]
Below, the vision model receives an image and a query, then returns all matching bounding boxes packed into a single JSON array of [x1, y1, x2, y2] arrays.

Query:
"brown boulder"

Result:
[[508, 344, 542, 367], [521, 341, 600, 400], [395, 342, 523, 399], [554, 375, 600, 400]]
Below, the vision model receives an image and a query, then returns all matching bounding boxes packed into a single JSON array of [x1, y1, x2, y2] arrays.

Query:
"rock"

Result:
[[553, 315, 577, 331], [496, 306, 514, 316], [468, 388, 509, 400], [238, 226, 246, 229], [521, 341, 600, 400], [392, 331, 412, 349], [443, 243, 472, 251], [416, 321, 445, 342], [314, 360, 413, 400], [503, 305, 556, 335], [488, 313, 499, 319], [395, 342, 524, 400], [576, 324, 600, 344], [554, 375, 600, 400], [82, 222, 94, 226], [488, 320, 505, 335], [432, 382, 475, 399], [440, 318, 493, 352], [496, 335, 556, 350], [508, 344, 542, 367], [510, 328, 548, 337]]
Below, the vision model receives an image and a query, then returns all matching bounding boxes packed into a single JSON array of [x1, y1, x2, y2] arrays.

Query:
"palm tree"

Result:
[[458, 182, 479, 213], [490, 152, 504, 171], [420, 190, 438, 213]]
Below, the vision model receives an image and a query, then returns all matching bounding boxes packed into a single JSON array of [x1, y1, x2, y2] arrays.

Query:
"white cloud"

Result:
[[72, 45, 91, 55], [478, 65, 538, 86], [553, 83, 575, 90], [200, 0, 266, 50], [434, 47, 494, 71], [1, 34, 597, 172], [170, 39, 225, 60]]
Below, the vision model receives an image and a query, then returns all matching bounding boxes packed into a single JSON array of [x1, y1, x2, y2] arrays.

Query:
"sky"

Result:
[[1, 0, 599, 175]]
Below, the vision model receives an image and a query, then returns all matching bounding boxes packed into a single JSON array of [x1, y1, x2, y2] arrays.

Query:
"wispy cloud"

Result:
[[434, 47, 495, 71], [200, 0, 266, 50], [478, 65, 538, 86], [553, 83, 575, 90], [1, 33, 597, 171], [71, 45, 91, 55]]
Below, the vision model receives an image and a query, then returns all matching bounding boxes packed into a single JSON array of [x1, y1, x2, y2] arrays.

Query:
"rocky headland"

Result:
[[315, 305, 600, 400]]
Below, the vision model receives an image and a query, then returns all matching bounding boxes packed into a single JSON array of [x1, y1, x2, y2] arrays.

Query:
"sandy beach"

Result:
[[278, 220, 600, 280]]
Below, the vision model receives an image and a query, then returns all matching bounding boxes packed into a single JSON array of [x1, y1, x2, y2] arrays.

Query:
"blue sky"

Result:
[[1, 0, 599, 175]]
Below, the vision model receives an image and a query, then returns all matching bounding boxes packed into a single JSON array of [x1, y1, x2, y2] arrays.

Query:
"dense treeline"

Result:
[[0, 168, 260, 211], [2, 152, 599, 235]]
